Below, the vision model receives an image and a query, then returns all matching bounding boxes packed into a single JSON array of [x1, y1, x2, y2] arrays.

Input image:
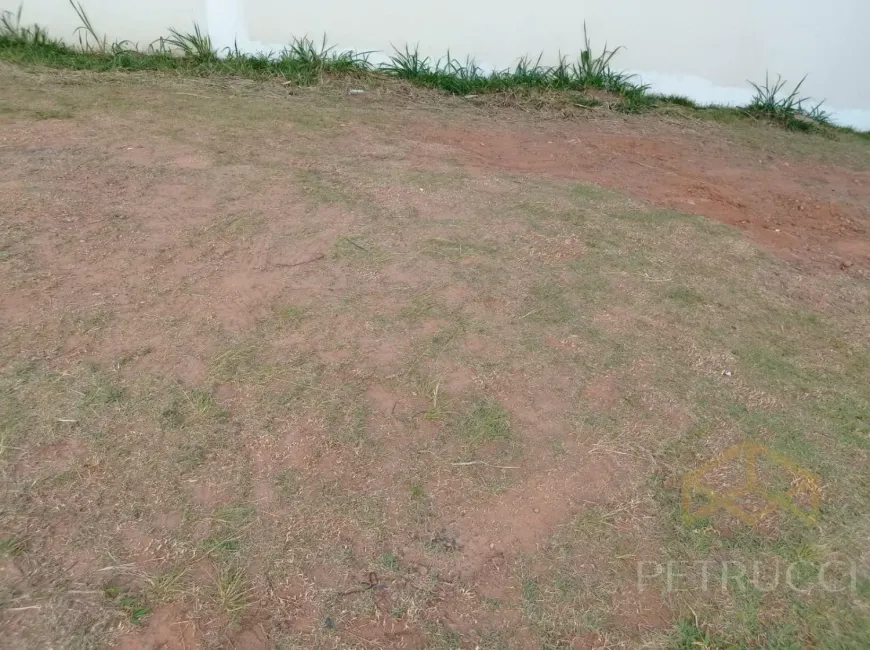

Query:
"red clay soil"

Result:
[[418, 119, 870, 274]]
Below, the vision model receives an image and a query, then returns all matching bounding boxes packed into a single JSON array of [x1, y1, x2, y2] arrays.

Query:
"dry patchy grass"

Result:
[[0, 65, 869, 649]]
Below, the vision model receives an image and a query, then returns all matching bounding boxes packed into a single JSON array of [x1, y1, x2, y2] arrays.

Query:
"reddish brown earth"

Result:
[[418, 119, 870, 273]]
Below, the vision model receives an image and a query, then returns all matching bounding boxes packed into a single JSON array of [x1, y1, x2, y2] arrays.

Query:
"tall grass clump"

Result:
[[746, 73, 832, 131], [2, 1, 867, 136], [0, 5, 50, 46], [69, 0, 115, 52], [0, 4, 372, 80], [276, 35, 372, 84], [1, 1, 179, 69], [570, 22, 632, 91], [165, 23, 217, 62], [380, 46, 504, 94], [380, 23, 643, 97]]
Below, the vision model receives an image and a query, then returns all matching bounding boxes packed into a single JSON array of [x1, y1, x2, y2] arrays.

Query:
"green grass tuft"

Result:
[[659, 94, 701, 109], [0, 537, 26, 556], [747, 72, 832, 131], [616, 86, 656, 114], [0, 5, 50, 47], [165, 23, 216, 62], [667, 286, 706, 306], [571, 22, 634, 91], [380, 23, 641, 96], [456, 398, 511, 443], [213, 563, 253, 616]]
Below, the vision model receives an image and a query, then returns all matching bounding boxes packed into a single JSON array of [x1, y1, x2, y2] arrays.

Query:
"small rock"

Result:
[[347, 89, 365, 95], [721, 370, 732, 377], [533, 508, 540, 514]]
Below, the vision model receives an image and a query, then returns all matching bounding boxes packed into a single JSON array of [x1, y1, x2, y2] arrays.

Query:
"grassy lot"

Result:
[[1, 64, 869, 650]]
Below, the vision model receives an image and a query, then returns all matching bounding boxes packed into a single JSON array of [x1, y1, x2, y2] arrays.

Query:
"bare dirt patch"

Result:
[[420, 119, 870, 273]]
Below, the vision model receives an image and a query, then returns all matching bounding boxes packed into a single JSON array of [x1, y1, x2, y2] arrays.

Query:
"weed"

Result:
[[159, 402, 185, 430], [379, 26, 639, 97], [523, 281, 573, 324], [146, 567, 189, 602], [455, 398, 511, 443], [165, 23, 216, 62], [379, 551, 400, 571], [119, 595, 151, 624], [616, 86, 656, 114], [202, 537, 242, 554], [660, 94, 701, 109], [572, 21, 633, 92], [0, 6, 50, 47], [104, 587, 151, 625], [214, 505, 254, 525], [210, 342, 258, 382], [274, 468, 299, 499], [511, 53, 549, 86], [0, 537, 26, 556], [200, 505, 253, 558], [667, 286, 706, 306], [81, 374, 124, 407], [1, 4, 867, 134], [213, 563, 253, 616], [409, 483, 426, 499], [572, 95, 602, 108], [272, 634, 307, 650], [747, 73, 831, 131], [187, 388, 221, 417], [331, 404, 368, 446], [427, 320, 466, 357], [278, 35, 371, 85], [420, 237, 498, 260], [422, 379, 446, 420], [672, 620, 718, 649], [399, 293, 439, 321], [382, 44, 430, 79], [332, 235, 377, 260], [113, 345, 152, 371], [421, 621, 462, 649], [173, 440, 207, 472], [69, 0, 110, 53], [749, 73, 806, 116], [271, 305, 307, 328], [159, 386, 223, 434]]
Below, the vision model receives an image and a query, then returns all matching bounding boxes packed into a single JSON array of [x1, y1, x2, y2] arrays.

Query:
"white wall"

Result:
[[8, 0, 870, 129]]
